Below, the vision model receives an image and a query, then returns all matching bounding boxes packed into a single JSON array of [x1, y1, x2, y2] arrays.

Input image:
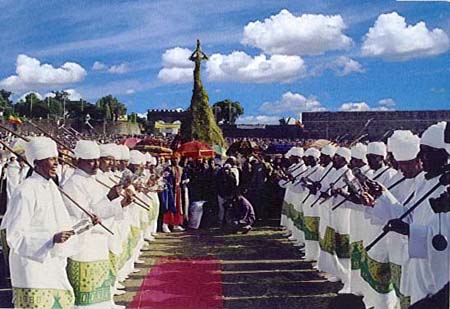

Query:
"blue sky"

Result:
[[0, 0, 449, 123]]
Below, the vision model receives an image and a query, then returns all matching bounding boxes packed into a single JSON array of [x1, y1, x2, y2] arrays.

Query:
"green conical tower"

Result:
[[181, 39, 225, 147]]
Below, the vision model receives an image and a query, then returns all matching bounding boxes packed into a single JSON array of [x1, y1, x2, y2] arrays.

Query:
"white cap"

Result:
[[390, 131, 420, 161], [129, 150, 145, 165], [351, 143, 367, 162], [367, 142, 387, 158], [74, 140, 100, 160], [119, 145, 130, 161], [285, 147, 294, 158], [290, 147, 304, 157], [321, 144, 336, 157], [421, 122, 447, 152], [335, 147, 351, 162], [111, 144, 122, 161], [99, 143, 116, 158], [145, 152, 153, 163], [304, 148, 320, 159], [25, 136, 58, 165], [149, 156, 157, 166]]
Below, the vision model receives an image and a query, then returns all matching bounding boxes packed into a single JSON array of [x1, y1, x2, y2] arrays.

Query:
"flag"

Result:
[[8, 115, 23, 125]]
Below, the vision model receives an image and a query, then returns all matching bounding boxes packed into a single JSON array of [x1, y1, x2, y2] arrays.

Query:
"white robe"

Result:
[[360, 166, 399, 309], [62, 169, 122, 308], [4, 173, 78, 305], [406, 173, 449, 305], [6, 160, 21, 200], [299, 164, 324, 261], [317, 165, 351, 280]]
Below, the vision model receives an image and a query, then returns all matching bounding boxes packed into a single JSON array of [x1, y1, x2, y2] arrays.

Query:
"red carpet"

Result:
[[130, 257, 223, 309]]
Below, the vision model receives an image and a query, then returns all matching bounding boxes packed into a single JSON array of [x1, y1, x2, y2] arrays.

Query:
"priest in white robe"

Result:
[[63, 140, 131, 309], [4, 136, 79, 308]]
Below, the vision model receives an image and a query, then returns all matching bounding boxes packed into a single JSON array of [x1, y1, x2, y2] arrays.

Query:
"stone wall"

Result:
[[302, 110, 450, 141], [147, 109, 189, 134]]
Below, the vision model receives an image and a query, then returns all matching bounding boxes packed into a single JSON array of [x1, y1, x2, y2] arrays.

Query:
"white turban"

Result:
[[389, 131, 420, 161], [149, 156, 157, 166], [119, 145, 130, 161], [99, 143, 116, 158], [285, 147, 294, 158], [421, 121, 447, 152], [304, 148, 320, 159], [290, 147, 304, 157], [111, 145, 122, 161], [130, 150, 145, 165], [321, 144, 336, 157], [367, 142, 387, 158], [335, 147, 351, 162], [351, 143, 367, 162], [74, 140, 100, 160], [25, 136, 58, 165], [145, 152, 153, 163]]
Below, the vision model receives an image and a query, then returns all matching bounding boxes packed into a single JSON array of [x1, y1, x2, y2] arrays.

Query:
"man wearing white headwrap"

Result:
[[97, 144, 129, 305], [3, 136, 79, 308], [383, 122, 450, 307], [316, 146, 353, 285], [344, 143, 371, 296], [351, 132, 419, 307], [295, 147, 323, 261], [285, 147, 307, 246], [354, 141, 399, 308], [62, 140, 131, 309], [278, 147, 306, 239]]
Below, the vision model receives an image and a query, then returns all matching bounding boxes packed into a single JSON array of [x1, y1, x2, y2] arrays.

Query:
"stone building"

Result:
[[302, 110, 450, 141]]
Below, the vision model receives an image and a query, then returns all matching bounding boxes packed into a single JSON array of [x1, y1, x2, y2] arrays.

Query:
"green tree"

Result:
[[181, 40, 225, 146], [15, 93, 45, 118], [96, 95, 127, 122], [0, 89, 13, 117], [212, 99, 244, 125]]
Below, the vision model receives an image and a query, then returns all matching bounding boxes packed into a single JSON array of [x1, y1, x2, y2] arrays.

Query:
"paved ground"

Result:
[[0, 221, 364, 308], [114, 221, 363, 308]]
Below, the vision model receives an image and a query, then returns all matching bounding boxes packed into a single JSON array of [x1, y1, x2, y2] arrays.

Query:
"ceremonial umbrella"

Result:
[[135, 137, 165, 147], [226, 140, 261, 156], [176, 141, 214, 159], [120, 137, 141, 148]]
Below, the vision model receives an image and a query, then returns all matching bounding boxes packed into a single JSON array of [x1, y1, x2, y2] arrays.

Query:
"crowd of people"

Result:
[[0, 126, 289, 308], [1, 120, 450, 308], [279, 121, 450, 308]]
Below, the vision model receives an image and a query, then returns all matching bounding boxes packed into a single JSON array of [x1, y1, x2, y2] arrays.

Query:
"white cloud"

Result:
[[362, 12, 450, 60], [108, 63, 129, 74], [339, 102, 371, 111], [332, 56, 365, 76], [236, 115, 280, 125], [339, 101, 393, 111], [126, 89, 136, 94], [162, 47, 193, 68], [0, 54, 87, 91], [92, 61, 107, 71], [242, 9, 352, 56], [378, 98, 396, 106], [158, 67, 193, 83], [92, 61, 130, 74], [206, 52, 306, 83], [64, 89, 82, 100], [259, 91, 326, 115], [158, 47, 194, 83]]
